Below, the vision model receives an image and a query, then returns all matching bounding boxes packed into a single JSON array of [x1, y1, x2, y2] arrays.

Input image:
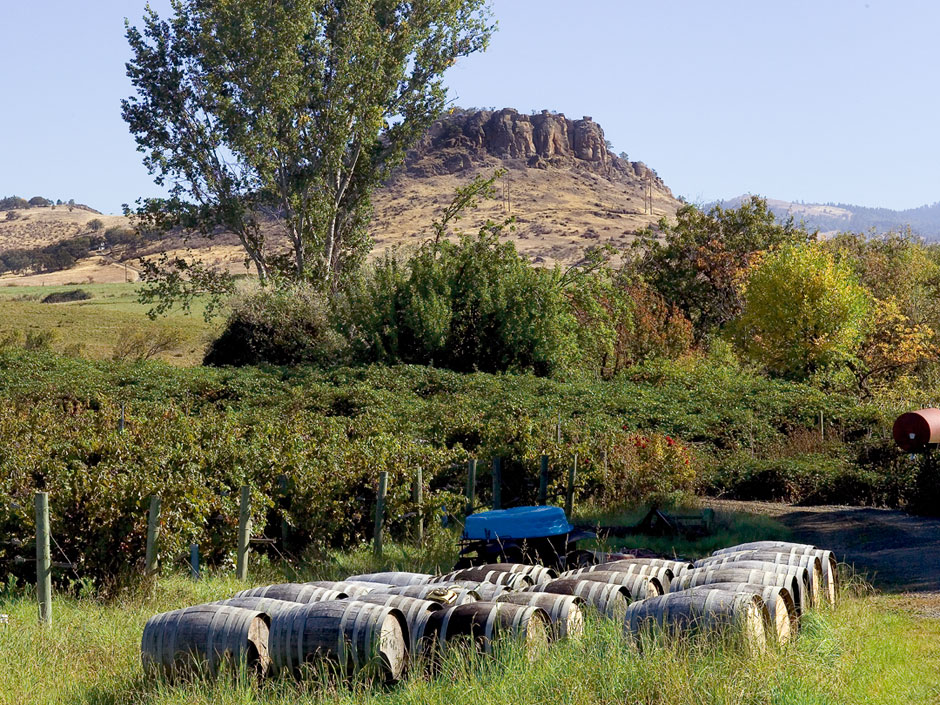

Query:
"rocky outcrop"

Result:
[[405, 108, 670, 194]]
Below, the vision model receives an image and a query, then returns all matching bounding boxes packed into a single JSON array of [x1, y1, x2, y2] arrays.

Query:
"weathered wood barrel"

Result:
[[377, 583, 480, 605], [345, 571, 434, 586], [672, 567, 807, 615], [596, 558, 694, 576], [562, 565, 675, 593], [234, 583, 347, 603], [141, 604, 271, 680], [683, 560, 815, 609], [587, 550, 636, 563], [454, 581, 511, 601], [418, 601, 549, 656], [268, 600, 408, 682], [465, 563, 557, 585], [496, 592, 584, 640], [213, 596, 307, 616], [346, 593, 443, 654], [523, 579, 630, 621], [710, 542, 838, 603], [624, 591, 767, 654], [681, 583, 798, 643], [693, 553, 822, 608], [429, 569, 531, 589], [305, 580, 394, 598]]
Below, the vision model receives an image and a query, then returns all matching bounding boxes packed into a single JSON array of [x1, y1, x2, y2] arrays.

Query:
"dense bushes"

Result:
[[40, 289, 92, 304], [0, 347, 924, 584]]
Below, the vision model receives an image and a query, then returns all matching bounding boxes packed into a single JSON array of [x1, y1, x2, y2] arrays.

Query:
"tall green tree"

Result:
[[122, 0, 493, 302]]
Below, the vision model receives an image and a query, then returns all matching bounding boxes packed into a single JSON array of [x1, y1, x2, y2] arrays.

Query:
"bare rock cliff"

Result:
[[405, 107, 669, 194]]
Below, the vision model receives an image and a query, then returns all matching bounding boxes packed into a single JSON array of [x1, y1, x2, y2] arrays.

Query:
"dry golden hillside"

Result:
[[1, 109, 681, 283]]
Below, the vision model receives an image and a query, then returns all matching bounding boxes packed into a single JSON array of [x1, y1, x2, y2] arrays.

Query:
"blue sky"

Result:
[[1, 0, 937, 214]]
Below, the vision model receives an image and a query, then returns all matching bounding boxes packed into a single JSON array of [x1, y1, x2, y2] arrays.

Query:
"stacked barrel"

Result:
[[140, 540, 838, 682]]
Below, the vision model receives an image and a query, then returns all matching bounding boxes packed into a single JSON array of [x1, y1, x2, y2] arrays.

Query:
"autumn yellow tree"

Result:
[[734, 243, 870, 379]]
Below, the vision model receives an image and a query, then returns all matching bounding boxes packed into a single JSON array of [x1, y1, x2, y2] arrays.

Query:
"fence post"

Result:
[[538, 455, 549, 505], [35, 492, 52, 625], [145, 495, 161, 575], [412, 467, 424, 545], [278, 474, 290, 547], [491, 457, 502, 510], [565, 453, 578, 517], [465, 459, 477, 515], [374, 471, 388, 557], [189, 544, 200, 580], [236, 486, 251, 581]]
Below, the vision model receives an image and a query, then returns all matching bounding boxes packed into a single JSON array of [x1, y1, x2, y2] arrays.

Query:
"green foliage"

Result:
[[343, 229, 578, 374], [733, 243, 870, 380], [204, 285, 348, 367], [122, 0, 493, 292], [631, 196, 813, 338]]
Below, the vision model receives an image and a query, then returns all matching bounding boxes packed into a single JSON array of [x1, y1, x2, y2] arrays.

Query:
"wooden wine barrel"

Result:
[[562, 565, 675, 593], [496, 592, 584, 640], [268, 600, 408, 682], [418, 601, 549, 656], [523, 579, 630, 621], [344, 571, 434, 587], [711, 542, 838, 603], [464, 563, 558, 585], [693, 553, 823, 608], [596, 558, 694, 576], [683, 560, 815, 609], [429, 569, 531, 589], [213, 596, 307, 616], [346, 594, 443, 654], [672, 567, 807, 615], [587, 550, 636, 563], [453, 581, 511, 601], [681, 583, 798, 643], [624, 591, 767, 654], [377, 583, 480, 605], [234, 583, 347, 603], [141, 604, 271, 680], [305, 580, 394, 598]]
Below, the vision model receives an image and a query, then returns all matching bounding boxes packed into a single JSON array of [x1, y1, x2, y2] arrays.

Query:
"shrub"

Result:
[[342, 231, 578, 375], [40, 289, 92, 304], [111, 326, 183, 362], [204, 285, 348, 367]]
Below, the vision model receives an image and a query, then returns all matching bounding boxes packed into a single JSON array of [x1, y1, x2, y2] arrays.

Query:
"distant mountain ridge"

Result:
[[713, 195, 940, 239]]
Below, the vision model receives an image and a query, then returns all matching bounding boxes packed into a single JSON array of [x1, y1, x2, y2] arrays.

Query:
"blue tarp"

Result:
[[462, 506, 573, 541]]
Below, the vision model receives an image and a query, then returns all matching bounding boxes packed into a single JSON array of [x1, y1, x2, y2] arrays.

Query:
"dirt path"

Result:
[[705, 499, 940, 592]]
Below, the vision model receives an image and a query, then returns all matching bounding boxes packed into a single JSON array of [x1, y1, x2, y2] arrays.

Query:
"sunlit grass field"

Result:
[[2, 516, 937, 705], [0, 282, 220, 365]]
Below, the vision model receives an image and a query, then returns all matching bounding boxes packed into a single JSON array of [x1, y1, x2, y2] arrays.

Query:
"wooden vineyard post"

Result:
[[35, 492, 52, 625], [538, 455, 549, 505], [374, 471, 388, 557], [565, 454, 578, 517], [236, 486, 251, 581], [492, 457, 502, 510], [412, 467, 424, 545], [278, 474, 290, 547], [465, 459, 477, 515], [189, 544, 200, 580], [145, 495, 161, 575]]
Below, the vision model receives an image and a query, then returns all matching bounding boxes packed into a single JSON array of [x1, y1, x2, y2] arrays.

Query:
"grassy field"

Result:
[[2, 516, 938, 705], [0, 282, 220, 365]]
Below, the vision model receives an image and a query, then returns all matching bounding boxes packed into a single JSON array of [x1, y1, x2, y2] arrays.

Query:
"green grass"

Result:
[[2, 529, 937, 705], [1, 572, 937, 705], [0, 283, 220, 365]]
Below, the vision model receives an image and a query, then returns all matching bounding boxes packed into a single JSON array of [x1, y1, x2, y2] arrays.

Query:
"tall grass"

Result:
[[1, 537, 937, 705]]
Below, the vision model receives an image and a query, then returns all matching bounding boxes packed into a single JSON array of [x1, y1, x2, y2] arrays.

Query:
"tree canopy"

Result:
[[123, 0, 493, 299]]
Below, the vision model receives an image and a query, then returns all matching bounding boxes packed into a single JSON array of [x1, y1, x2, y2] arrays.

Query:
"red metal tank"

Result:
[[893, 408, 940, 451]]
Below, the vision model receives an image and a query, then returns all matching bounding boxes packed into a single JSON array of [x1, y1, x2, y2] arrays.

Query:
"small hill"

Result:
[[0, 108, 683, 283], [715, 194, 940, 239]]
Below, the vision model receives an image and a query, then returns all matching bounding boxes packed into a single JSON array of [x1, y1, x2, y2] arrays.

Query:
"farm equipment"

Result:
[[455, 506, 596, 570]]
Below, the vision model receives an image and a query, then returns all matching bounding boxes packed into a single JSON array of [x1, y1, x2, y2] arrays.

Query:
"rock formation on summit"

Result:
[[404, 108, 669, 193]]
